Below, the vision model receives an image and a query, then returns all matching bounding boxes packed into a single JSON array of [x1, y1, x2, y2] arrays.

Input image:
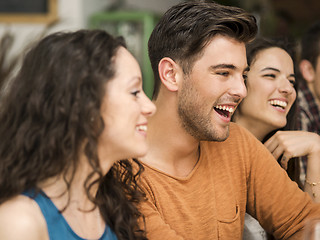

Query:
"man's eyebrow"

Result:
[[209, 64, 250, 72], [209, 64, 236, 70]]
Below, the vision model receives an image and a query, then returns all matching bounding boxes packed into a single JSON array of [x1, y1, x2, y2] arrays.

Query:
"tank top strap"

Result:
[[22, 189, 117, 240]]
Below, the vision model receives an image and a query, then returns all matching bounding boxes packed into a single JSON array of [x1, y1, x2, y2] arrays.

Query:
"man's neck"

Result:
[[141, 98, 200, 177]]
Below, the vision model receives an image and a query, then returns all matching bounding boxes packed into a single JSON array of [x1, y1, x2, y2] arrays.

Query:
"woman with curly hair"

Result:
[[0, 29, 156, 240]]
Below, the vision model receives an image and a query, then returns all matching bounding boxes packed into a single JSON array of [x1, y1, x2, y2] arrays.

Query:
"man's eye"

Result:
[[217, 72, 229, 76]]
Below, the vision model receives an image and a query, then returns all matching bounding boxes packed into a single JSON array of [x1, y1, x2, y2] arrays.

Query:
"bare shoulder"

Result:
[[0, 195, 49, 240]]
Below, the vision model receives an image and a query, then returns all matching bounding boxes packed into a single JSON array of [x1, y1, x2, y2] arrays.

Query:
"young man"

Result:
[[138, 1, 320, 239], [297, 20, 320, 134], [297, 21, 320, 184]]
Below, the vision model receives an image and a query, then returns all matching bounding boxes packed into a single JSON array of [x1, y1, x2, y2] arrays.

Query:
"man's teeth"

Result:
[[136, 125, 147, 131], [215, 105, 234, 113], [269, 100, 287, 108]]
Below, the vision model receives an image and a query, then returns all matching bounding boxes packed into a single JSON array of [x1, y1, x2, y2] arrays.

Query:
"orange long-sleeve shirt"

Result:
[[138, 123, 320, 239]]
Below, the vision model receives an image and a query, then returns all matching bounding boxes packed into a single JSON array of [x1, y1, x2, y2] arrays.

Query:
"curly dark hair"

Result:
[[148, 0, 258, 99], [0, 29, 146, 240]]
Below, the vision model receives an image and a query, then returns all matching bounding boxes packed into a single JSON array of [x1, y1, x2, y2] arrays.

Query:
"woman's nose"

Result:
[[141, 92, 156, 117], [279, 78, 294, 95]]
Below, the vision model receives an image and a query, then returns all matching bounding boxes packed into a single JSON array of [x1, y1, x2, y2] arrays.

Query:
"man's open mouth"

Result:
[[214, 105, 234, 118]]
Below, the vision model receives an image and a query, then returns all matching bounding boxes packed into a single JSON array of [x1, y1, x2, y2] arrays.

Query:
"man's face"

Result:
[[177, 35, 248, 141], [312, 55, 320, 104]]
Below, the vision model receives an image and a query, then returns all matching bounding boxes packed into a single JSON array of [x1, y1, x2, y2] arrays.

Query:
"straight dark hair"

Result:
[[245, 37, 301, 188], [148, 0, 258, 99]]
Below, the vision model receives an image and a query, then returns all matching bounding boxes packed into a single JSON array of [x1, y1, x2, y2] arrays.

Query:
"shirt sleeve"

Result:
[[245, 134, 320, 239]]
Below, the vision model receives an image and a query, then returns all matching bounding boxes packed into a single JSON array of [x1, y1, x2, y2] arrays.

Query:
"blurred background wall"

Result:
[[215, 0, 320, 38], [0, 0, 181, 97], [0, 0, 319, 97], [0, 0, 181, 59]]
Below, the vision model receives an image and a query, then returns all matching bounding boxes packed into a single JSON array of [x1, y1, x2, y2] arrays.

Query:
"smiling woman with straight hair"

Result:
[[233, 37, 320, 240]]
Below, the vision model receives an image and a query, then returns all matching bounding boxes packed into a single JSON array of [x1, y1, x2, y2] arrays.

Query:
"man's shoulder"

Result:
[[229, 122, 251, 136]]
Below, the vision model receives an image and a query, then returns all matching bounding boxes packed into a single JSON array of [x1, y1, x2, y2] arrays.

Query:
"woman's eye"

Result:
[[131, 90, 140, 97], [242, 73, 248, 82], [263, 74, 276, 79], [289, 79, 296, 86]]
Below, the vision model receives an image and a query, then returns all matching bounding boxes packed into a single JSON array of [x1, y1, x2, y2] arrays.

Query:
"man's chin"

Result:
[[199, 127, 230, 142], [215, 135, 229, 142], [214, 127, 230, 142]]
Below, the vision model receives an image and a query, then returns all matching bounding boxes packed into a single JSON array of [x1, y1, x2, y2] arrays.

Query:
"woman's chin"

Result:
[[126, 144, 149, 159]]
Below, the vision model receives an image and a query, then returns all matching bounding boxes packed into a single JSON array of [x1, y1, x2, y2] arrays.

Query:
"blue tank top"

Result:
[[23, 190, 117, 240]]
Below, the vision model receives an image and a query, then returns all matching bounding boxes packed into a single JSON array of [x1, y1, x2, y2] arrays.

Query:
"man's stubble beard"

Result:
[[177, 78, 229, 142]]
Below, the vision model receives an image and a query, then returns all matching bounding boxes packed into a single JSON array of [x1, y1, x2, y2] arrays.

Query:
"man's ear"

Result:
[[158, 57, 179, 92], [299, 59, 315, 83]]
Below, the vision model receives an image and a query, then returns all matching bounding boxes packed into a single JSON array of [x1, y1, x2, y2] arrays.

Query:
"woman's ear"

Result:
[[158, 57, 179, 92], [299, 59, 315, 83]]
